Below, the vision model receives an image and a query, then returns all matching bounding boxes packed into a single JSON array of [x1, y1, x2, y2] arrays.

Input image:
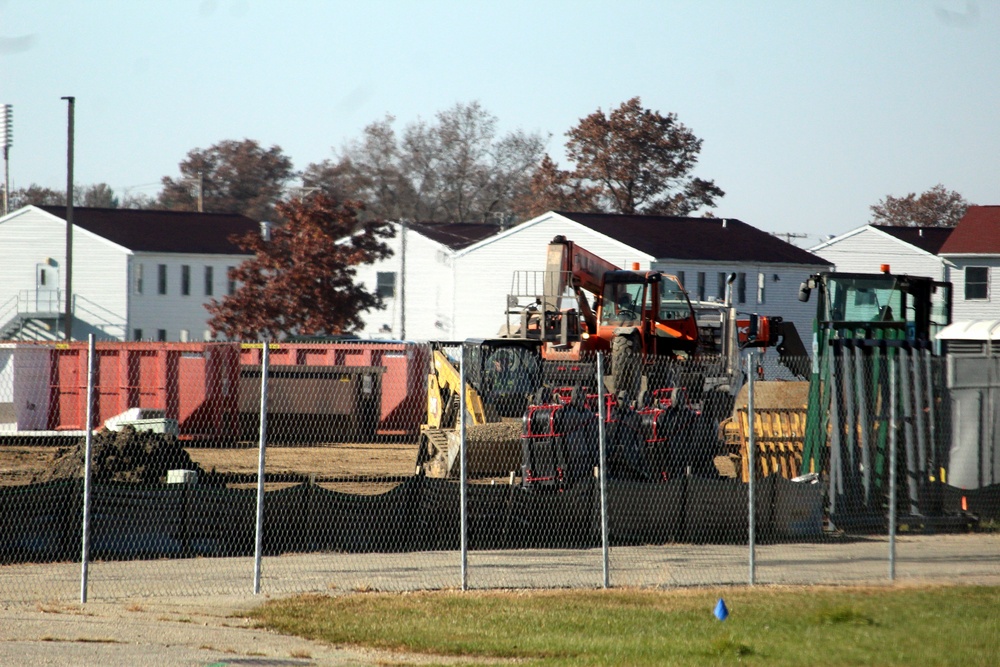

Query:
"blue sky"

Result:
[[2, 0, 997, 245]]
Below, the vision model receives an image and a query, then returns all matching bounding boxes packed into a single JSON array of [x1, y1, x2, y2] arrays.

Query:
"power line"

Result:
[[770, 231, 809, 245]]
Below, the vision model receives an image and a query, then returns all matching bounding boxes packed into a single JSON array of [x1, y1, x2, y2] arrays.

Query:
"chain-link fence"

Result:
[[0, 338, 997, 602]]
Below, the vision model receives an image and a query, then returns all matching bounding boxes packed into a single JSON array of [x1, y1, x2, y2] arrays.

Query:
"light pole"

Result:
[[1, 104, 11, 216], [62, 96, 74, 341]]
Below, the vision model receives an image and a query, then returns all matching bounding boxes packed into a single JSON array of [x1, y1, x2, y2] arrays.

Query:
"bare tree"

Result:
[[80, 183, 119, 208], [304, 102, 546, 223], [8, 184, 66, 208], [303, 116, 416, 221]]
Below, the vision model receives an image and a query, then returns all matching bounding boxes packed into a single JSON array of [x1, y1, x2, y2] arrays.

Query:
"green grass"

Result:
[[248, 585, 1000, 666]]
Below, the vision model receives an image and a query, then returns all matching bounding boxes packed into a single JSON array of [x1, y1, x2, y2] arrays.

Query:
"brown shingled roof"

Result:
[[557, 212, 829, 265], [407, 221, 502, 250], [39, 206, 258, 255], [938, 206, 1000, 255], [871, 225, 953, 255]]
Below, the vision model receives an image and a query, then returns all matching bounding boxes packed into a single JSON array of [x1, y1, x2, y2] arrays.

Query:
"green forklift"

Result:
[[797, 268, 955, 529]]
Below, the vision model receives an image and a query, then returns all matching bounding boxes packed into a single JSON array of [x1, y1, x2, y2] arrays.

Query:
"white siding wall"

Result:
[[0, 207, 129, 340], [352, 212, 832, 344], [811, 227, 946, 280], [944, 257, 1000, 322], [451, 213, 657, 341], [128, 253, 250, 342], [650, 261, 826, 341], [353, 226, 457, 341], [0, 208, 68, 312]]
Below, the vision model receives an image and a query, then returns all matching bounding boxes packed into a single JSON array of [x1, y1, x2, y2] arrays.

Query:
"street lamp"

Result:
[[62, 96, 74, 341], [1, 104, 11, 216]]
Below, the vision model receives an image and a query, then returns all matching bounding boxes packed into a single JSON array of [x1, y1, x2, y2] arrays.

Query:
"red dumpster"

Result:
[[239, 341, 428, 437], [44, 342, 240, 441]]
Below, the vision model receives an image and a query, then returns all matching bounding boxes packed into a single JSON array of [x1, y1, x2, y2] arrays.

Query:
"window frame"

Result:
[[376, 271, 397, 299], [965, 266, 989, 301]]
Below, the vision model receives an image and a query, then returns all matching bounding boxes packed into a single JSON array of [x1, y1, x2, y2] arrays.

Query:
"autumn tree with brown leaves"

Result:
[[517, 97, 724, 219], [869, 184, 971, 227], [511, 155, 602, 220], [159, 139, 296, 221], [206, 194, 393, 340]]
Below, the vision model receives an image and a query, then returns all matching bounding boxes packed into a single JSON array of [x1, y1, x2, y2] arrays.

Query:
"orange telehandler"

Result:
[[504, 235, 701, 396], [505, 235, 807, 399]]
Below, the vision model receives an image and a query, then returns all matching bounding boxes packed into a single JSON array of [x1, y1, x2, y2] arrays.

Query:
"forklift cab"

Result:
[[799, 270, 952, 343]]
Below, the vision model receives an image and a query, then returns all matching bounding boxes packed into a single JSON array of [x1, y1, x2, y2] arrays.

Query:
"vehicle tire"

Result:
[[611, 333, 642, 402]]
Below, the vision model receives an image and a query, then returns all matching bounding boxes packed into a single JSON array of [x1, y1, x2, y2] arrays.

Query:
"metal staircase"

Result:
[[0, 291, 67, 341]]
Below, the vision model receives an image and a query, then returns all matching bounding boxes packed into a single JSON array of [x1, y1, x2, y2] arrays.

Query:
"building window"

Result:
[[676, 270, 686, 292], [135, 264, 144, 295], [204, 266, 214, 296], [737, 272, 746, 304], [965, 266, 989, 300], [227, 267, 236, 295], [717, 272, 728, 300], [696, 272, 706, 301], [181, 265, 191, 296], [157, 264, 167, 295], [133, 328, 142, 341], [757, 272, 766, 304], [377, 271, 396, 298], [157, 329, 167, 342]]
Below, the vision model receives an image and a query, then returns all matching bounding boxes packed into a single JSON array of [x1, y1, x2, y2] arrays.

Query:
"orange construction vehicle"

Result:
[[505, 235, 700, 394], [504, 236, 807, 400]]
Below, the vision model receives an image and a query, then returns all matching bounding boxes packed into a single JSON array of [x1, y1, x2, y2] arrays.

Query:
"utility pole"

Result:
[[62, 96, 75, 341], [197, 170, 204, 212], [1, 104, 11, 216], [399, 220, 407, 339], [771, 231, 808, 246]]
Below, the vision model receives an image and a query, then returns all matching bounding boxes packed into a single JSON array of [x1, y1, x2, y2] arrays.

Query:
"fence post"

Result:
[[854, 347, 872, 507], [888, 352, 897, 581], [80, 334, 95, 603], [747, 350, 756, 586], [459, 343, 468, 591], [597, 352, 609, 588], [253, 342, 270, 595]]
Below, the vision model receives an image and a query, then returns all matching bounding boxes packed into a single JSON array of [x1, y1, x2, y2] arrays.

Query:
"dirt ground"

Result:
[[0, 441, 423, 494]]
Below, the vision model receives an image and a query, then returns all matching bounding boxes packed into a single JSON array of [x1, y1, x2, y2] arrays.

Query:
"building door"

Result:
[[35, 263, 59, 312]]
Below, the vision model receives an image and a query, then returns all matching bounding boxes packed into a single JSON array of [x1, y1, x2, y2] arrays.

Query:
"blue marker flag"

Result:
[[714, 598, 729, 621]]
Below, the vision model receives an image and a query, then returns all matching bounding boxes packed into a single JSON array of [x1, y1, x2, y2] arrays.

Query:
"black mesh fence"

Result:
[[0, 339, 997, 602]]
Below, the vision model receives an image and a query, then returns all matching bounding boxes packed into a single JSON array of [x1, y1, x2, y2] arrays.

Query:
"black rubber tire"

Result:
[[611, 333, 642, 401]]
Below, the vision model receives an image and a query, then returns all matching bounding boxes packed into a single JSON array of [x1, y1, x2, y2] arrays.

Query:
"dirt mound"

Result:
[[33, 426, 205, 485]]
